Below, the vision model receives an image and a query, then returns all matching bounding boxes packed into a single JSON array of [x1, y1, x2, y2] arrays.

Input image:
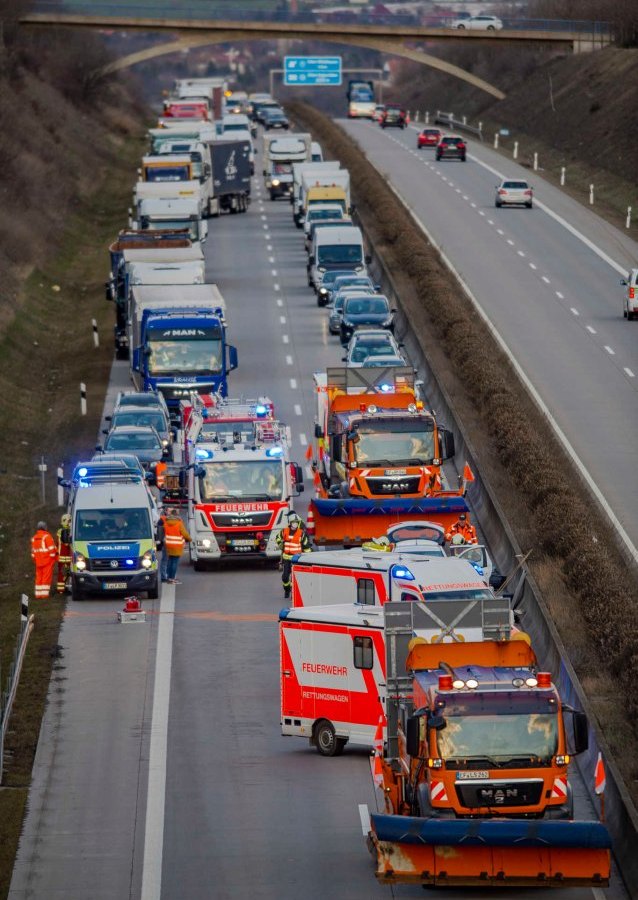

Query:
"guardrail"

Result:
[[350, 206, 638, 894], [434, 111, 483, 140], [0, 597, 35, 783]]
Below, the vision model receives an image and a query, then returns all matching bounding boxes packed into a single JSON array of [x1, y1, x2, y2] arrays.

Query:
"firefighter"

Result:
[[163, 507, 192, 585], [275, 512, 312, 599], [31, 521, 58, 600], [155, 460, 167, 495], [56, 513, 72, 595], [445, 513, 478, 545]]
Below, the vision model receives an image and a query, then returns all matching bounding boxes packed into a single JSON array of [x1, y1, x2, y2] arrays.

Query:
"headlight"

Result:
[[272, 179, 280, 186], [202, 538, 211, 549], [75, 553, 86, 571], [319, 287, 328, 295], [162, 439, 169, 447], [141, 550, 153, 569]]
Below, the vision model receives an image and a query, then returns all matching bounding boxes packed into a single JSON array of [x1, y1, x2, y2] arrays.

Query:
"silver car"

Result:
[[451, 14, 503, 30], [495, 179, 533, 208], [328, 287, 374, 335], [343, 329, 403, 367]]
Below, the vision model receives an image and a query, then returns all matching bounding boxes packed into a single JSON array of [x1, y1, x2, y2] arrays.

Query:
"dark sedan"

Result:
[[339, 294, 395, 345]]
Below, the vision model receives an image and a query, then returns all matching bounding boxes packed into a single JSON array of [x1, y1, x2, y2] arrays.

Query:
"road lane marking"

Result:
[[285, 355, 293, 365], [478, 210, 485, 217], [556, 291, 565, 299], [269, 256, 275, 263], [299, 432, 308, 446], [570, 308, 580, 316], [272, 269, 278, 277], [518, 250, 525, 257], [261, 215, 267, 221], [358, 804, 371, 836], [604, 345, 615, 355], [176, 611, 278, 622], [267, 245, 273, 251], [277, 298, 283, 307], [463, 195, 469, 201], [586, 326, 597, 334], [529, 263, 537, 270], [280, 315, 287, 324], [294, 404, 303, 416], [497, 228, 504, 235], [274, 284, 280, 291], [470, 202, 477, 209], [624, 368, 635, 378], [542, 275, 550, 283], [507, 239, 515, 246], [282, 334, 289, 344], [487, 219, 494, 225], [290, 378, 297, 389], [141, 583, 175, 900]]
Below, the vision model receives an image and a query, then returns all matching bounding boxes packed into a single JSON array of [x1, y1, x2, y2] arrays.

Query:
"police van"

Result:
[[70, 477, 159, 601]]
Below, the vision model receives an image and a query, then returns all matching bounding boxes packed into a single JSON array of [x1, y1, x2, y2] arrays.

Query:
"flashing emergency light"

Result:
[[407, 403, 417, 413], [427, 757, 443, 769], [465, 678, 479, 689], [390, 564, 415, 581], [536, 672, 552, 688], [255, 404, 268, 417], [125, 559, 135, 566], [438, 674, 453, 691], [525, 676, 539, 687], [379, 383, 393, 393], [452, 679, 465, 690], [195, 448, 214, 460], [78, 467, 88, 477], [266, 446, 284, 457], [470, 562, 485, 576]]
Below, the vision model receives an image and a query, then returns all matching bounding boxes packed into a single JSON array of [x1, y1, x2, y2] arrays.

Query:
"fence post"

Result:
[[92, 319, 99, 348], [21, 594, 28, 626], [57, 465, 64, 507], [424, 111, 429, 125], [513, 141, 518, 159], [478, 121, 482, 133], [560, 167, 566, 186], [493, 133, 499, 149], [462, 115, 467, 125], [589, 184, 594, 204], [414, 110, 419, 122], [626, 206, 632, 229], [533, 152, 538, 171], [80, 383, 87, 416]]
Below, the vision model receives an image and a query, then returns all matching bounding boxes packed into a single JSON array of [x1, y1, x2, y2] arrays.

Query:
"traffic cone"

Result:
[[594, 752, 606, 795], [304, 444, 313, 461], [306, 506, 315, 537], [373, 713, 384, 754], [463, 462, 475, 483]]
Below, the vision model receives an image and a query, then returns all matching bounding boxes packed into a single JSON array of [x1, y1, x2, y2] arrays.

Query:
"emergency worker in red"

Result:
[[445, 513, 478, 545], [276, 512, 312, 599], [31, 521, 58, 599], [56, 513, 72, 594], [163, 508, 192, 584]]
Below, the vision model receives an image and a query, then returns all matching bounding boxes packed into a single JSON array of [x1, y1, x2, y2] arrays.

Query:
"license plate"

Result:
[[457, 771, 489, 780], [104, 581, 128, 590], [385, 469, 407, 476], [229, 539, 256, 547]]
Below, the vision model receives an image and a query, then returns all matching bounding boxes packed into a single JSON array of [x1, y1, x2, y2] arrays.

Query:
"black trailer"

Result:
[[209, 138, 251, 215]]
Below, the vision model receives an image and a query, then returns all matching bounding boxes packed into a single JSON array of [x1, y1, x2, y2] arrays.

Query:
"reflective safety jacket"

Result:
[[57, 527, 72, 563], [446, 521, 478, 544], [164, 516, 192, 556], [31, 530, 58, 563], [276, 525, 311, 558]]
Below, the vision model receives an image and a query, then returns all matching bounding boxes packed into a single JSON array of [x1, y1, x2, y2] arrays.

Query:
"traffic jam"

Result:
[[63, 76, 612, 889]]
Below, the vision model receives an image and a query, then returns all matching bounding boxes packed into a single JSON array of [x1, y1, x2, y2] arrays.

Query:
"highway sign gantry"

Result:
[[284, 55, 342, 86]]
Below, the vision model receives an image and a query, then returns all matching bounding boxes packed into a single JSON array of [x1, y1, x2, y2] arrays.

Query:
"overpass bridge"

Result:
[[20, 5, 613, 101]]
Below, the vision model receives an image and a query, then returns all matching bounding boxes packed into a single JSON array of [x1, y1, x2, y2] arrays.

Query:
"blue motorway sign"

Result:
[[284, 56, 342, 86]]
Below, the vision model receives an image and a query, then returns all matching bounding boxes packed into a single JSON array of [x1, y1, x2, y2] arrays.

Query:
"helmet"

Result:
[[288, 512, 300, 525], [37, 521, 47, 531], [61, 514, 71, 528], [452, 533, 466, 546]]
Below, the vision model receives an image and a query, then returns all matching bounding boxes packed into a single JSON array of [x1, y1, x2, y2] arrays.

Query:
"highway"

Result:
[[339, 118, 638, 557], [9, 168, 629, 899]]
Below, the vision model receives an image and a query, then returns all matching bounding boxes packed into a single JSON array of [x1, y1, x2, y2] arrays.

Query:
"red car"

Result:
[[417, 128, 442, 148]]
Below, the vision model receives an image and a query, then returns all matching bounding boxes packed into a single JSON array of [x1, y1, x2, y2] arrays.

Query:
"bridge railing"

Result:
[[27, 1, 614, 39]]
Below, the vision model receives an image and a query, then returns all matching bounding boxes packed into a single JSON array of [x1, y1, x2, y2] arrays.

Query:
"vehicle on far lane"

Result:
[[262, 108, 289, 131], [621, 268, 638, 320], [97, 424, 167, 470], [495, 179, 534, 208], [450, 14, 503, 30], [418, 128, 442, 148], [436, 135, 467, 161], [343, 328, 403, 367], [381, 105, 408, 129], [372, 104, 386, 122]]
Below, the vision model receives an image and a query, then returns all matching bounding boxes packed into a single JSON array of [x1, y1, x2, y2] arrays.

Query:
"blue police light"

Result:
[[125, 558, 135, 566], [195, 448, 214, 460], [255, 404, 269, 417], [379, 383, 393, 393], [471, 563, 485, 576], [390, 564, 415, 581], [78, 467, 88, 477], [266, 446, 284, 457]]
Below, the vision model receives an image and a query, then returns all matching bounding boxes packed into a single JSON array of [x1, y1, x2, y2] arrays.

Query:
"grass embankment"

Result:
[[289, 101, 638, 807], [0, 127, 145, 899]]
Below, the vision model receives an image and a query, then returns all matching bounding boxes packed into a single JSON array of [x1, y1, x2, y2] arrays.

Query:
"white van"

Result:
[[308, 225, 368, 291], [70, 479, 159, 601]]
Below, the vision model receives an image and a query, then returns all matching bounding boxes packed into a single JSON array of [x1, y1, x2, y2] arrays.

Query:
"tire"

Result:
[[495, 200, 501, 208], [193, 559, 207, 572], [629, 312, 635, 321], [487, 24, 496, 30], [623, 308, 628, 318], [461, 154, 466, 162], [71, 580, 84, 602], [314, 720, 346, 757], [116, 346, 129, 361], [147, 582, 159, 600], [457, 23, 465, 29], [526, 201, 533, 209], [270, 190, 276, 201]]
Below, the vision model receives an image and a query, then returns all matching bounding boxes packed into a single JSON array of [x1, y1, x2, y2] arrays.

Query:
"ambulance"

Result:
[[280, 590, 514, 756], [290, 553, 494, 609]]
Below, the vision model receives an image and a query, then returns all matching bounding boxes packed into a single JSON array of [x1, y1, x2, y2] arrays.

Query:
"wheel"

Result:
[[436, 154, 441, 161], [629, 312, 635, 321], [116, 346, 129, 361], [270, 190, 276, 201], [623, 308, 628, 318], [457, 23, 465, 29], [526, 201, 533, 209], [487, 24, 496, 30], [495, 200, 501, 208], [314, 720, 346, 757], [193, 559, 207, 572], [147, 581, 159, 600], [461, 154, 466, 162], [71, 580, 84, 602]]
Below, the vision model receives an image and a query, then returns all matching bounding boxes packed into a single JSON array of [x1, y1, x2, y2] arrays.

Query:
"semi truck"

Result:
[[347, 79, 375, 119], [311, 366, 465, 544], [132, 196, 208, 244], [301, 170, 351, 222], [292, 161, 341, 226], [128, 284, 237, 419], [262, 133, 311, 200], [363, 600, 612, 888], [208, 137, 252, 214], [140, 151, 215, 217]]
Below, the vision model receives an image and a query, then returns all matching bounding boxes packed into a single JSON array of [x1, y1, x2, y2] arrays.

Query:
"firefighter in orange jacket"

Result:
[[276, 512, 312, 599], [56, 513, 72, 595], [31, 521, 58, 600], [446, 513, 478, 545], [163, 508, 192, 584]]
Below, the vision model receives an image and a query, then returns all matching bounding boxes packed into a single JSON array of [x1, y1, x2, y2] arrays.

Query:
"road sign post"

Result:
[[284, 56, 342, 86]]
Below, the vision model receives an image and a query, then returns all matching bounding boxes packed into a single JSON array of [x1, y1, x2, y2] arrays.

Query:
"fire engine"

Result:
[[184, 395, 305, 567]]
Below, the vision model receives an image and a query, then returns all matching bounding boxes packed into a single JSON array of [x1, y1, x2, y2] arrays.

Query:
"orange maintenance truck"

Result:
[[310, 366, 469, 545], [365, 601, 612, 888]]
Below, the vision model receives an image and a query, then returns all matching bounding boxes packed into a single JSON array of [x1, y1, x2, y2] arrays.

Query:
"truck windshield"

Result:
[[311, 198, 347, 213], [141, 218, 199, 241], [318, 244, 362, 266], [148, 337, 222, 375], [355, 422, 435, 465], [436, 697, 559, 763], [145, 166, 190, 182], [420, 588, 493, 603], [199, 460, 284, 501], [272, 162, 293, 175], [75, 507, 152, 541]]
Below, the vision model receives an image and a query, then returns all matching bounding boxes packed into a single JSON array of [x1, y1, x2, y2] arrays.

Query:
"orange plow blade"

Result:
[[369, 815, 611, 888]]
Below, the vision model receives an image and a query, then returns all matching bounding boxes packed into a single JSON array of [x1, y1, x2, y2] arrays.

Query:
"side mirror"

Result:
[[572, 710, 589, 755], [406, 715, 420, 758], [365, 254, 372, 265], [428, 714, 446, 731], [620, 279, 628, 286], [105, 415, 112, 422], [101, 429, 109, 435], [314, 423, 324, 439], [228, 345, 239, 371], [95, 444, 102, 452], [440, 428, 455, 461]]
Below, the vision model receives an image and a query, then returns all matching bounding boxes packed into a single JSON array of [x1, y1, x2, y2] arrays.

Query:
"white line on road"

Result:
[[294, 404, 303, 416], [274, 284, 280, 292], [624, 368, 635, 378], [272, 269, 278, 277], [290, 378, 297, 389], [358, 804, 371, 836], [279, 315, 286, 324], [470, 202, 477, 209], [586, 326, 597, 334], [276, 298, 283, 307], [299, 432, 308, 446], [285, 355, 293, 365], [269, 256, 275, 263], [529, 263, 537, 270], [260, 214, 267, 221], [267, 245, 273, 252], [507, 239, 515, 246], [140, 584, 175, 900], [463, 195, 469, 201], [541, 275, 550, 283], [282, 334, 289, 344], [556, 291, 565, 299], [455, 188, 461, 194], [497, 228, 504, 235], [478, 210, 486, 217], [604, 345, 615, 355], [570, 307, 580, 316], [487, 219, 494, 225], [518, 250, 525, 257]]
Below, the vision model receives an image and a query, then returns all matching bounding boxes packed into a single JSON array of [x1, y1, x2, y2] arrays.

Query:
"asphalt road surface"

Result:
[[339, 118, 638, 559], [9, 171, 628, 900]]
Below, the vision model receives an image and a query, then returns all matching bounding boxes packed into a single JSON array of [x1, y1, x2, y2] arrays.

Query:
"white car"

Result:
[[343, 328, 403, 367], [621, 268, 638, 320], [451, 14, 503, 30], [495, 179, 533, 208]]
